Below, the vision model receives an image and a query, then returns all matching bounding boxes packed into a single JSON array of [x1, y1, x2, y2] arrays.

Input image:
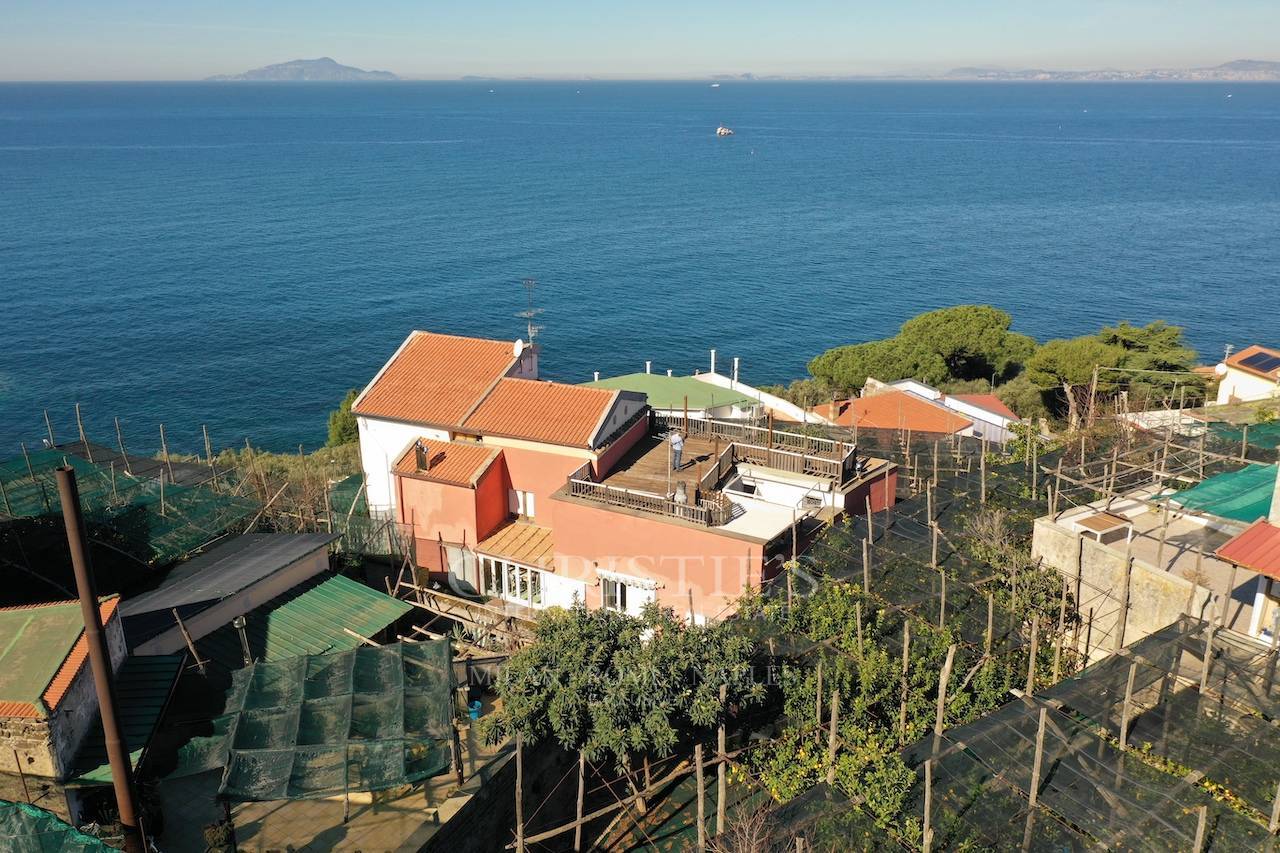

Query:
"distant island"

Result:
[[207, 57, 398, 82], [941, 59, 1280, 82]]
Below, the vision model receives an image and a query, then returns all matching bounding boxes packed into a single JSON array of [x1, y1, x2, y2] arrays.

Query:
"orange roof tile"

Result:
[[353, 331, 520, 427], [463, 378, 618, 448], [477, 521, 555, 569], [0, 597, 119, 720], [1216, 519, 1280, 580], [813, 390, 972, 434], [393, 438, 502, 487], [950, 393, 1019, 421], [1226, 344, 1280, 382]]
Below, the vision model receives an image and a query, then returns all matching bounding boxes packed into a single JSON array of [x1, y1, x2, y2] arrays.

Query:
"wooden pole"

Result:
[[865, 495, 874, 541], [75, 403, 93, 461], [1200, 624, 1215, 693], [115, 417, 133, 475], [1154, 502, 1171, 570], [1025, 613, 1040, 695], [12, 748, 31, 803], [986, 592, 994, 655], [1268, 780, 1280, 834], [926, 483, 933, 523], [980, 451, 987, 505], [1028, 706, 1047, 808], [717, 683, 727, 836], [923, 759, 934, 853], [515, 733, 525, 853], [1221, 562, 1238, 629], [1241, 424, 1250, 461], [44, 409, 55, 446], [1114, 541, 1134, 652], [899, 622, 911, 744], [930, 522, 939, 569], [688, 589, 696, 625], [813, 658, 823, 725], [1120, 661, 1137, 749], [1193, 804, 1207, 852], [695, 743, 706, 852], [171, 608, 207, 675], [159, 423, 174, 482], [824, 690, 840, 785], [862, 537, 871, 593], [573, 752, 585, 851], [934, 645, 957, 742], [203, 424, 214, 467]]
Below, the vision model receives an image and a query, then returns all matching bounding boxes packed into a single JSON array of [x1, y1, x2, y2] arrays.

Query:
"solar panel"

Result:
[[1239, 351, 1280, 374]]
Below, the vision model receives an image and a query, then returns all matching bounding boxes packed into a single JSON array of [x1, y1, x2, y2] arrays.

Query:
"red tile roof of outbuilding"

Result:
[[1216, 519, 1280, 580], [394, 438, 503, 487], [813, 390, 972, 434]]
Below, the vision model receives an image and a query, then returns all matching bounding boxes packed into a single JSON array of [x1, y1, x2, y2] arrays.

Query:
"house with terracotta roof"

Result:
[[0, 598, 131, 821], [357, 331, 897, 622], [811, 377, 1021, 443], [1215, 344, 1280, 405]]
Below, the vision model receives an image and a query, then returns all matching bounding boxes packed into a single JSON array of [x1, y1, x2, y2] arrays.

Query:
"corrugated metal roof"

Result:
[[68, 654, 183, 786], [393, 437, 502, 487], [352, 331, 519, 427], [463, 377, 617, 448], [0, 598, 120, 719], [121, 533, 339, 617], [477, 521, 555, 568], [193, 574, 412, 670], [1216, 519, 1280, 579]]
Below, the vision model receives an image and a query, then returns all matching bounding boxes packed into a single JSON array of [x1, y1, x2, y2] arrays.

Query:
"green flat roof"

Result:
[[69, 654, 183, 786], [1169, 463, 1276, 523], [0, 601, 90, 710], [195, 574, 413, 670], [583, 373, 755, 410]]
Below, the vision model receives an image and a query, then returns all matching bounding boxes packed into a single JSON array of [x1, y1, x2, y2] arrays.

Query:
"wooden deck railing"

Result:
[[699, 444, 736, 494], [567, 478, 731, 526], [655, 413, 851, 459]]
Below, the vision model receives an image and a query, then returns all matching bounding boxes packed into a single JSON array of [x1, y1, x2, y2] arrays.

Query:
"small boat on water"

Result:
[[716, 125, 734, 137], [710, 83, 721, 88]]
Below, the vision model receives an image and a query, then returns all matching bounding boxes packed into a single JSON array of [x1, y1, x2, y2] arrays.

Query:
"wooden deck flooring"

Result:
[[602, 433, 722, 496]]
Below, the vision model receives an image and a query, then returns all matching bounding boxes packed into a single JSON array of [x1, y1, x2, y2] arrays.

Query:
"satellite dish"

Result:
[[513, 338, 525, 357], [1214, 362, 1228, 376]]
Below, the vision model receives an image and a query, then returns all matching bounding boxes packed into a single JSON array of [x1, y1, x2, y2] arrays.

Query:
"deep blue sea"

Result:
[[1, 81, 1278, 454]]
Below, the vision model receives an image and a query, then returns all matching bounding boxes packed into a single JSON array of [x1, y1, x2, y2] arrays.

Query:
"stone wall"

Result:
[[1032, 517, 1214, 663]]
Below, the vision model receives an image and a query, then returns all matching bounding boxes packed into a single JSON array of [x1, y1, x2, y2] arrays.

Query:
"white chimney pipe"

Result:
[[667, 369, 673, 377], [645, 360, 651, 374], [710, 349, 717, 375], [593, 371, 600, 381], [732, 357, 740, 384]]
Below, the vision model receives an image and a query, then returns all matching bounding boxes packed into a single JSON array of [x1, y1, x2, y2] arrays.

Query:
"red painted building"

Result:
[[356, 331, 897, 622]]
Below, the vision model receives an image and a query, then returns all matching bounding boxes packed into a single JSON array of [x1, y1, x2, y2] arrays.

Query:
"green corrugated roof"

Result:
[[582, 373, 755, 410], [0, 601, 87, 709], [195, 574, 412, 670], [68, 654, 183, 786], [1169, 463, 1276, 523]]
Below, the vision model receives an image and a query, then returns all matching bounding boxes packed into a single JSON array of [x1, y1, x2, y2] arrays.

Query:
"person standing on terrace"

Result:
[[670, 429, 685, 471]]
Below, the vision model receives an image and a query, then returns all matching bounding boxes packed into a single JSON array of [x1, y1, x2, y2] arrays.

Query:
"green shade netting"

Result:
[[0, 801, 111, 852], [167, 640, 453, 801], [1167, 463, 1275, 523], [1208, 420, 1280, 451]]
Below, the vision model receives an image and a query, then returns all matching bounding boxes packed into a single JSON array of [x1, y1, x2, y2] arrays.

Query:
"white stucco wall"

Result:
[[1216, 367, 1280, 405], [541, 572, 587, 609], [358, 416, 450, 515], [693, 372, 832, 425]]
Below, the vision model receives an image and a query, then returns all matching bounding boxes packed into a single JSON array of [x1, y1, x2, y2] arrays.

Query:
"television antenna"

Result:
[[516, 278, 544, 343]]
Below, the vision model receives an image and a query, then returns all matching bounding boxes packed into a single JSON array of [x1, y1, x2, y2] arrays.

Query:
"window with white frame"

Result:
[[508, 489, 536, 519], [601, 577, 628, 612], [480, 555, 543, 607]]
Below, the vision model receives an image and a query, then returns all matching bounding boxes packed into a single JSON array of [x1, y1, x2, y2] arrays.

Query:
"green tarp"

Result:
[[1208, 420, 1280, 451], [168, 640, 453, 802], [0, 801, 111, 852], [1168, 463, 1276, 523]]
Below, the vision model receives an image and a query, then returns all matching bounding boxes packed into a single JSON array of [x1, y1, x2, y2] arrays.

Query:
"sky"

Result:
[[2, 0, 1277, 81]]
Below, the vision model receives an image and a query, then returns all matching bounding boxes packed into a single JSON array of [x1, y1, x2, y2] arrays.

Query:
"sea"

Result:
[[1, 81, 1278, 454]]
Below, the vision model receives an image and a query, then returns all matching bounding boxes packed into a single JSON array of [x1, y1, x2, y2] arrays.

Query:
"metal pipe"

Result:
[[55, 467, 145, 853]]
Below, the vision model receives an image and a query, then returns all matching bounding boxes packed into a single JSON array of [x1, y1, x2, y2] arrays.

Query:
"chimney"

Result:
[[593, 371, 600, 381], [732, 357, 740, 384], [1271, 449, 1280, 525], [645, 360, 652, 374], [414, 440, 427, 471], [667, 369, 673, 377], [710, 349, 717, 375]]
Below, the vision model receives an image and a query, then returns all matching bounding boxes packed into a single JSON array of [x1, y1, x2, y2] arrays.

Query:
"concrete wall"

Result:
[[1, 615, 126, 780], [1032, 517, 1214, 662], [358, 416, 450, 515]]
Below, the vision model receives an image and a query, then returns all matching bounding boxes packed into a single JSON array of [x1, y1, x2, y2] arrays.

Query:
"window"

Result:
[[602, 577, 628, 612], [508, 489, 536, 519], [480, 555, 544, 607]]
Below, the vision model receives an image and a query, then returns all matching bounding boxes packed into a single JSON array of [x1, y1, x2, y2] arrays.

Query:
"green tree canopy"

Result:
[[481, 603, 765, 770], [1025, 337, 1124, 427], [808, 305, 1037, 393], [326, 389, 359, 447]]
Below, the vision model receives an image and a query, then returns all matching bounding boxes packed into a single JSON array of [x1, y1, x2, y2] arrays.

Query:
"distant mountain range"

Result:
[[207, 57, 398, 82], [942, 59, 1280, 82]]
